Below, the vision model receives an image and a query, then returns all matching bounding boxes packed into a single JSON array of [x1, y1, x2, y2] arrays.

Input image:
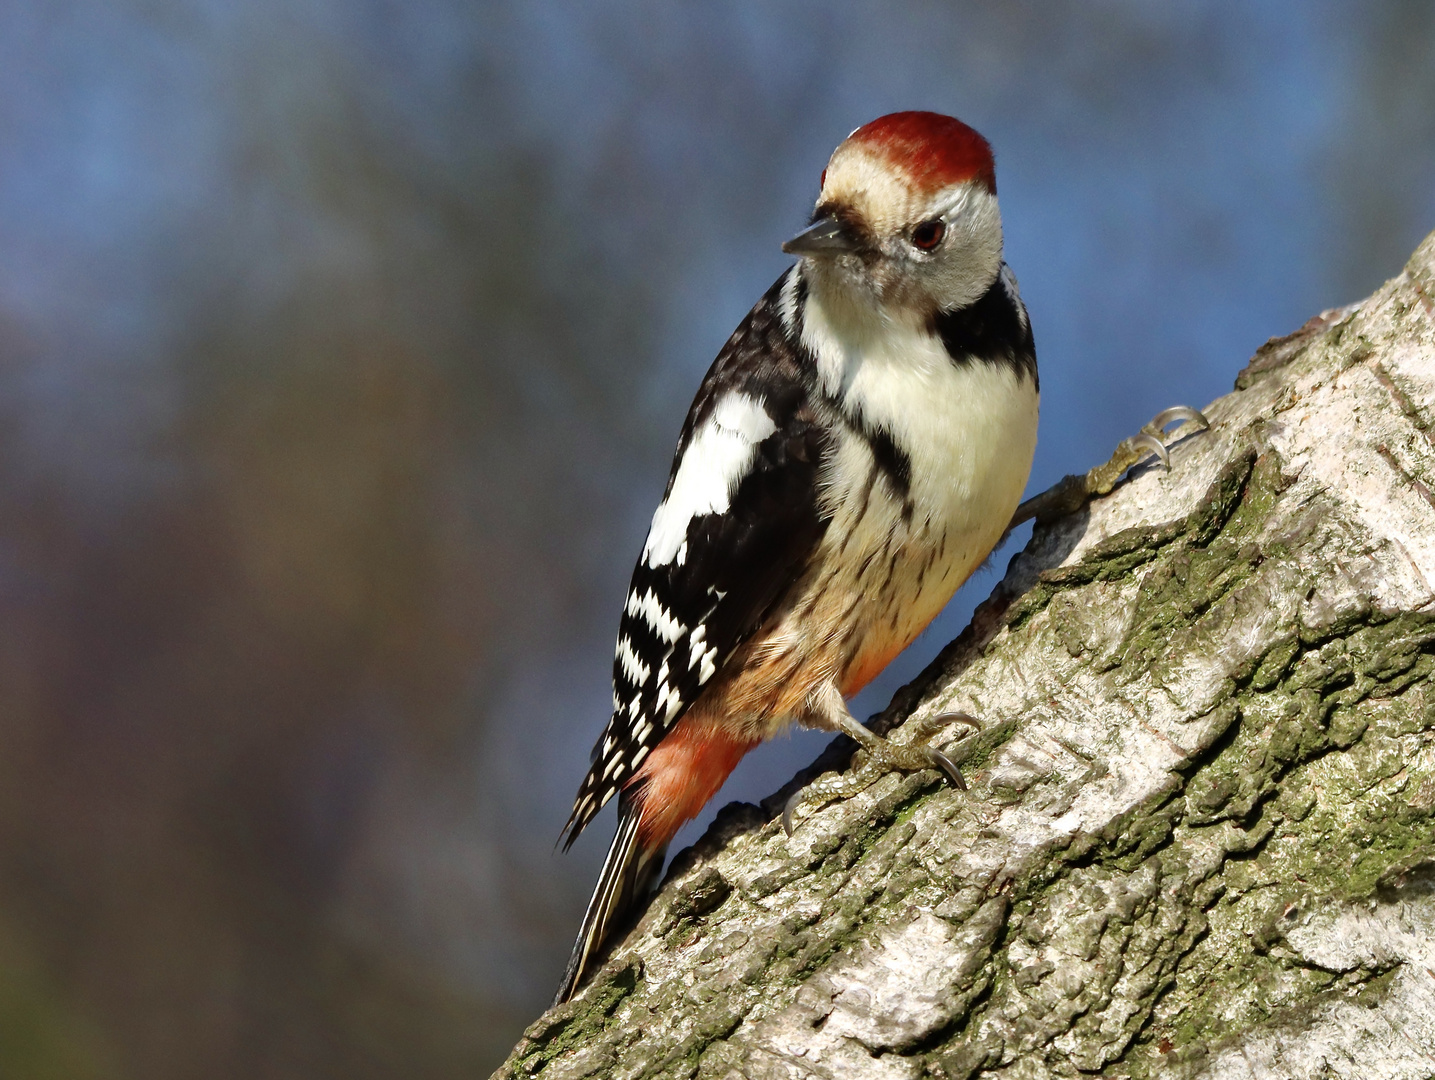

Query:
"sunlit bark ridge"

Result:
[[495, 228, 1435, 1080]]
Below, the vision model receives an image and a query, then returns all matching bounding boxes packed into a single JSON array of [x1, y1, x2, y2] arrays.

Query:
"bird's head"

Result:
[[784, 111, 1003, 321]]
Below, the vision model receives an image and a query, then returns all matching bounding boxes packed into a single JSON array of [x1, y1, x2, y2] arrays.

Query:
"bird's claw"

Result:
[[924, 710, 982, 736], [1008, 405, 1209, 530], [928, 748, 967, 791], [1143, 405, 1209, 437], [781, 788, 805, 837], [1087, 403, 1211, 498], [1128, 406, 1209, 471], [782, 709, 980, 836], [1129, 432, 1170, 470]]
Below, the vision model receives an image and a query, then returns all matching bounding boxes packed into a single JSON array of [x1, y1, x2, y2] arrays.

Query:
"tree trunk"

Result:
[[494, 229, 1435, 1080]]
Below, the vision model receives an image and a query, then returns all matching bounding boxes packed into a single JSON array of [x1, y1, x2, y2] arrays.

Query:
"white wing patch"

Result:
[[653, 681, 683, 724], [642, 392, 776, 568], [625, 588, 686, 643], [615, 635, 650, 687], [687, 624, 718, 684]]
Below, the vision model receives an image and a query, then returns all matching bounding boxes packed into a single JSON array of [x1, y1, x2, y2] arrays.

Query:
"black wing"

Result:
[[562, 269, 830, 845]]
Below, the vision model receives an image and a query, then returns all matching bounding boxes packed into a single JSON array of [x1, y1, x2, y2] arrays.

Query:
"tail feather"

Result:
[[553, 796, 665, 1005]]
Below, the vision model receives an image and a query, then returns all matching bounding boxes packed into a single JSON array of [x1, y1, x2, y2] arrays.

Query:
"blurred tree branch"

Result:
[[495, 227, 1435, 1079]]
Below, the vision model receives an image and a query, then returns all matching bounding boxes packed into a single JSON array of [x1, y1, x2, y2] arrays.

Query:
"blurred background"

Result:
[[0, 2, 1433, 1076]]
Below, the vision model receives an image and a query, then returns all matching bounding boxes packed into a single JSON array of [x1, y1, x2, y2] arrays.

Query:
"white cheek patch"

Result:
[[643, 392, 777, 568]]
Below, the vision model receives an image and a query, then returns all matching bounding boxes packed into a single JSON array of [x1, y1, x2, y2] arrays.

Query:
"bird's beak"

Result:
[[782, 216, 858, 257]]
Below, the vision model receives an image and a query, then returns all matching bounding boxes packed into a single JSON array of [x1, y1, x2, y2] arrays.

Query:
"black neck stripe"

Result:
[[931, 272, 1038, 388]]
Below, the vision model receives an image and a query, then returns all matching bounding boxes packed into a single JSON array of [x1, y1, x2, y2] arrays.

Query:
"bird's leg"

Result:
[[783, 682, 980, 835], [1008, 405, 1209, 530]]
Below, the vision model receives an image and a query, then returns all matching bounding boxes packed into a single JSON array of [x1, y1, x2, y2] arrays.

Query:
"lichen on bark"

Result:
[[494, 229, 1435, 1080]]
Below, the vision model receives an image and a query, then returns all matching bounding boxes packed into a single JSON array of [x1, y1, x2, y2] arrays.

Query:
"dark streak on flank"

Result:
[[833, 463, 878, 561], [835, 589, 864, 629], [854, 546, 881, 583], [879, 550, 902, 596], [866, 426, 913, 501]]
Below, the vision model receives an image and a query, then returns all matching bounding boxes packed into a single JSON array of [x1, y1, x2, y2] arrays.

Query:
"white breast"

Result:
[[804, 296, 1038, 558], [789, 291, 1039, 694]]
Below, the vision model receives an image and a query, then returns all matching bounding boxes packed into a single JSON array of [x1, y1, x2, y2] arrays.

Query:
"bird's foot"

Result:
[[782, 710, 981, 836], [1010, 405, 1209, 529], [1088, 405, 1210, 497]]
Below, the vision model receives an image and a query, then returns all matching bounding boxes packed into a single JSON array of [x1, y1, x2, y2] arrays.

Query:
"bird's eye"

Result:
[[911, 219, 946, 251]]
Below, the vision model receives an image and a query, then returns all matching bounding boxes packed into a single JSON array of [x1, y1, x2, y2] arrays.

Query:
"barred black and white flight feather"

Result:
[[560, 269, 830, 847]]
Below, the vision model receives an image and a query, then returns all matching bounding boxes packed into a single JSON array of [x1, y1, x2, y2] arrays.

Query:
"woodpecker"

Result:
[[555, 111, 1040, 1003]]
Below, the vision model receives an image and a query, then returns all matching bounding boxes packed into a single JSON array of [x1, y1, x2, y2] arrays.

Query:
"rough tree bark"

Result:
[[495, 229, 1435, 1080]]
